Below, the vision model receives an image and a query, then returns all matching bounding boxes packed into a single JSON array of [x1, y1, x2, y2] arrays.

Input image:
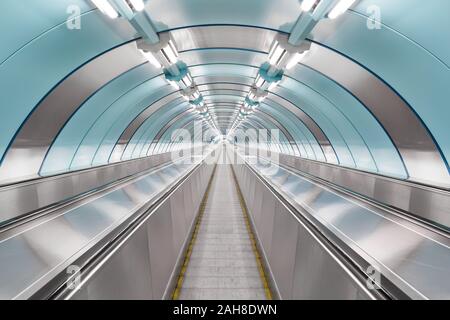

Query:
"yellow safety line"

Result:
[[230, 166, 273, 300], [172, 164, 217, 300]]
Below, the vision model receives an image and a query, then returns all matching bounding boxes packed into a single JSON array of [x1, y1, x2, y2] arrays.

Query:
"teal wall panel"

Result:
[[0, 0, 92, 64], [124, 101, 188, 160], [70, 77, 168, 170], [0, 10, 136, 163], [311, 8, 450, 170], [288, 65, 406, 177], [41, 64, 158, 175]]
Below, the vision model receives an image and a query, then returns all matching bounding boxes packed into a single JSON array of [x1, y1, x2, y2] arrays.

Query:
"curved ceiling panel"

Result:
[[112, 93, 184, 162], [74, 78, 170, 169], [265, 94, 337, 163], [353, 0, 449, 66], [258, 104, 323, 160], [0, 0, 92, 63], [150, 113, 202, 154], [193, 93, 322, 160], [180, 49, 266, 68], [169, 121, 213, 149], [129, 101, 190, 158], [165, 27, 410, 175], [0, 0, 448, 190], [240, 118, 284, 153], [146, 0, 301, 33], [297, 40, 445, 182], [8, 42, 145, 178], [41, 61, 158, 174], [310, 7, 450, 179], [0, 8, 136, 170]]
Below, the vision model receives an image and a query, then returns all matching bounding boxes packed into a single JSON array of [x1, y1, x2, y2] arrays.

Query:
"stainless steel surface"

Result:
[[1, 19, 447, 301], [73, 226, 154, 300], [256, 149, 450, 229], [301, 41, 450, 187], [254, 111, 298, 152], [198, 83, 250, 94], [232, 147, 450, 299], [172, 25, 448, 187], [146, 113, 202, 156], [230, 146, 375, 300], [187, 94, 298, 151], [195, 77, 256, 92], [198, 81, 338, 163], [171, 26, 276, 53], [0, 150, 189, 226], [266, 94, 338, 164], [151, 110, 196, 143], [0, 148, 218, 300], [147, 200, 176, 299], [198, 87, 299, 152], [110, 93, 183, 162], [292, 223, 371, 300], [0, 42, 146, 184], [68, 148, 218, 300], [181, 48, 266, 68], [268, 201, 299, 299], [178, 162, 267, 300], [1, 24, 446, 191]]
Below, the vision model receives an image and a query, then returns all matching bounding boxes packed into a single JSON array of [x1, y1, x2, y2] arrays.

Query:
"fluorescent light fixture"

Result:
[[161, 40, 178, 64], [268, 80, 280, 91], [301, 0, 318, 12], [269, 43, 286, 66], [92, 0, 119, 19], [167, 80, 179, 90], [198, 106, 208, 114], [255, 75, 265, 88], [328, 0, 356, 19], [242, 105, 253, 114], [248, 88, 267, 103], [127, 0, 145, 12], [192, 90, 200, 100], [286, 51, 308, 70], [183, 88, 201, 102], [268, 41, 278, 61], [181, 74, 193, 87], [139, 49, 162, 68]]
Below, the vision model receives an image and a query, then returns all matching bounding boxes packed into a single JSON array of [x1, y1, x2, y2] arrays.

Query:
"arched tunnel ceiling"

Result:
[[0, 0, 449, 189]]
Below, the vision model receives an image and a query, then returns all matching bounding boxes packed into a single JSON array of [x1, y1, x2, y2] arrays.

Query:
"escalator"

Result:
[[173, 163, 272, 300], [1, 144, 448, 300]]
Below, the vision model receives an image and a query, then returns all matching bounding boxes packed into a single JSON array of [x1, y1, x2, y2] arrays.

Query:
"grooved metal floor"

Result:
[[178, 164, 268, 300]]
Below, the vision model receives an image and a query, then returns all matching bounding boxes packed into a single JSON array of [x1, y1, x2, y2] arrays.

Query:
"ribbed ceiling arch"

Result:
[[0, 0, 448, 189]]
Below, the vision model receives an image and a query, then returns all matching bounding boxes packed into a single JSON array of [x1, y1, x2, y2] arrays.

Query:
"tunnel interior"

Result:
[[0, 0, 449, 300]]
